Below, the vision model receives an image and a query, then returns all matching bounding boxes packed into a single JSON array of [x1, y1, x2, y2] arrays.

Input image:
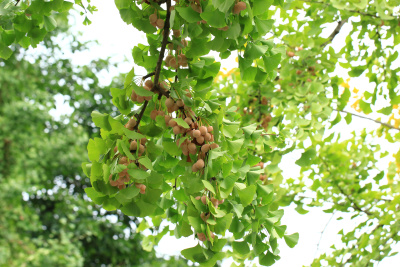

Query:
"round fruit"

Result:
[[130, 91, 137, 102], [173, 29, 180, 37], [195, 159, 205, 169], [193, 130, 201, 138], [210, 143, 219, 149], [144, 80, 153, 88], [169, 119, 178, 127], [199, 126, 207, 135], [169, 57, 179, 69], [137, 95, 145, 103], [165, 98, 174, 108], [200, 212, 210, 222], [140, 137, 147, 145], [201, 144, 210, 153], [119, 157, 128, 165], [176, 99, 184, 107], [130, 140, 138, 151], [204, 133, 211, 141], [139, 144, 145, 154], [156, 18, 164, 29], [150, 109, 158, 120], [287, 51, 295, 57], [201, 195, 207, 205], [196, 136, 205, 144], [149, 14, 157, 24], [165, 115, 172, 124], [207, 126, 213, 132], [173, 125, 181, 135], [184, 117, 192, 125], [197, 233, 206, 241], [188, 143, 197, 154], [127, 118, 137, 129]]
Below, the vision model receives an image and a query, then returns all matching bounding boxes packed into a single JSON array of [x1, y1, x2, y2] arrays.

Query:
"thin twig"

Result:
[[314, 211, 336, 258], [334, 109, 399, 131], [322, 19, 348, 47], [142, 72, 155, 80], [318, 156, 373, 216]]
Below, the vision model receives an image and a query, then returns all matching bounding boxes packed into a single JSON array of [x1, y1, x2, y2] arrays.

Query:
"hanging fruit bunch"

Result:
[[84, 0, 298, 265]]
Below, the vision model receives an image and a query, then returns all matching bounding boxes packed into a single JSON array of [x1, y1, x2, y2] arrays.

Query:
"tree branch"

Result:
[[134, 0, 172, 129], [314, 211, 336, 259], [334, 109, 400, 131], [322, 19, 348, 47]]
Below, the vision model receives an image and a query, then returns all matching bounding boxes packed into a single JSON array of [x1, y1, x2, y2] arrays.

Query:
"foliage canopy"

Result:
[[1, 0, 400, 266]]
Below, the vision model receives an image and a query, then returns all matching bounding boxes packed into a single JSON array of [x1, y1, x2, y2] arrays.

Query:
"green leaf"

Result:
[[295, 148, 316, 167], [200, 6, 227, 28], [238, 184, 256, 206], [253, 0, 273, 16], [138, 156, 154, 171], [0, 44, 13, 60], [212, 0, 235, 13], [133, 83, 154, 97], [43, 16, 57, 32], [227, 139, 244, 154], [263, 53, 281, 73], [92, 111, 112, 131], [162, 141, 181, 157], [244, 43, 269, 60], [284, 233, 299, 248], [175, 7, 202, 23], [232, 241, 250, 255], [173, 118, 190, 128], [115, 0, 131, 9], [202, 180, 216, 194], [181, 244, 207, 263]]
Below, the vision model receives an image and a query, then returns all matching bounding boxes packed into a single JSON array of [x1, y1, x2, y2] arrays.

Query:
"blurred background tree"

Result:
[[0, 12, 186, 267]]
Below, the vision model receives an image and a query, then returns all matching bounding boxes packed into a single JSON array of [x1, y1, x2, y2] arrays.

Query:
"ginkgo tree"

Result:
[[2, 0, 400, 266]]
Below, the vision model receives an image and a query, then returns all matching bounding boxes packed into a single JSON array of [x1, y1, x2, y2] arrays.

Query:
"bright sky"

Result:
[[44, 1, 400, 266]]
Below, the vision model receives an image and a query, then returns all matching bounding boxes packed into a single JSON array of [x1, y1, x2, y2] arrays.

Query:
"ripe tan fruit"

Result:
[[190, 2, 202, 13], [193, 130, 201, 138], [149, 14, 157, 24], [176, 99, 184, 107], [168, 119, 177, 127], [150, 109, 158, 120], [172, 29, 180, 37], [130, 91, 137, 102], [127, 118, 137, 129], [204, 133, 211, 141], [211, 197, 219, 207], [196, 136, 205, 144], [197, 233, 206, 241], [165, 98, 174, 108], [168, 43, 174, 50], [119, 157, 128, 165], [192, 164, 199, 172], [181, 39, 188, 47], [164, 115, 172, 124], [195, 196, 201, 200], [195, 159, 205, 169], [218, 199, 224, 205], [184, 117, 192, 125], [139, 144, 145, 154], [201, 144, 210, 153], [233, 1, 246, 14], [207, 126, 213, 132], [130, 140, 138, 151], [140, 137, 147, 145], [169, 57, 179, 69], [165, 54, 174, 67], [287, 51, 295, 57], [137, 95, 145, 103], [172, 103, 179, 112], [218, 26, 229, 31], [173, 125, 181, 135], [188, 143, 197, 154], [199, 126, 207, 135], [201, 195, 207, 205], [185, 89, 192, 98], [156, 18, 164, 29], [210, 143, 219, 149], [144, 80, 154, 88], [200, 212, 210, 222]]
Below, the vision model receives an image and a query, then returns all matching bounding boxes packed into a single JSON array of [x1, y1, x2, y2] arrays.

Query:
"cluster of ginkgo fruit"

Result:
[[165, 30, 189, 69], [194, 194, 225, 242], [162, 95, 219, 172], [108, 116, 148, 193]]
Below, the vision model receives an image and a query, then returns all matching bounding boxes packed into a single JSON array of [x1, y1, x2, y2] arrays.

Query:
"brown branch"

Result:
[[151, 0, 171, 96], [314, 211, 336, 258], [134, 0, 172, 129], [322, 19, 348, 47], [142, 72, 155, 80], [334, 109, 400, 131]]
